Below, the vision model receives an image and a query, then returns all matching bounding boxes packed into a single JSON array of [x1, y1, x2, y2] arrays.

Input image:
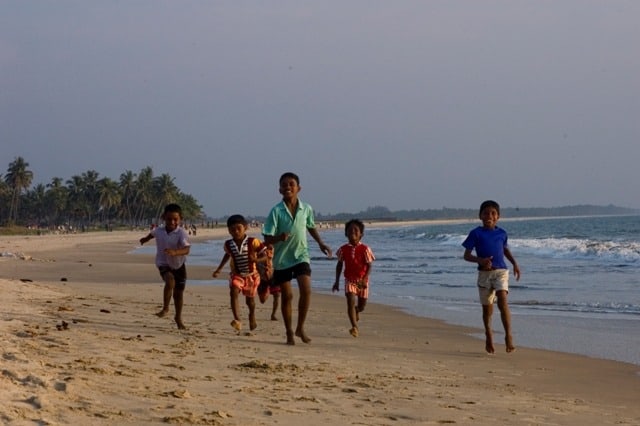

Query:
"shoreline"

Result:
[[1, 229, 640, 424]]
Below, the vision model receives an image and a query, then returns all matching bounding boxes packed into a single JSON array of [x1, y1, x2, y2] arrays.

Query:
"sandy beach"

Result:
[[1, 228, 639, 425]]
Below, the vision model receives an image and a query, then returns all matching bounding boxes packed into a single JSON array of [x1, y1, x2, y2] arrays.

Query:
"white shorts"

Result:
[[476, 269, 509, 305]]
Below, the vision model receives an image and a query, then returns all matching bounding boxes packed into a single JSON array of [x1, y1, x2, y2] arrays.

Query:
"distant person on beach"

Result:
[[332, 219, 375, 337], [262, 172, 332, 345], [139, 203, 191, 330], [462, 200, 521, 354], [213, 214, 268, 332], [257, 243, 281, 321]]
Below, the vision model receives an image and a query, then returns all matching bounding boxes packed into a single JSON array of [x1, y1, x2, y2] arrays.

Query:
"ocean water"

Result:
[[135, 215, 640, 366]]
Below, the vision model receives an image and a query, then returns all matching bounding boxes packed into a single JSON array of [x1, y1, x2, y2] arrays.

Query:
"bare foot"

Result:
[[175, 318, 186, 330], [505, 335, 516, 353], [230, 319, 242, 331], [485, 333, 495, 354], [349, 327, 359, 337], [295, 329, 311, 344], [156, 309, 169, 318], [286, 331, 295, 345], [270, 315, 278, 321], [249, 314, 257, 331]]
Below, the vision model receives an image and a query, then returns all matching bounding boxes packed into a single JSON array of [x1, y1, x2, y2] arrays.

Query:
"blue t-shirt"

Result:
[[462, 226, 509, 270], [262, 199, 316, 270]]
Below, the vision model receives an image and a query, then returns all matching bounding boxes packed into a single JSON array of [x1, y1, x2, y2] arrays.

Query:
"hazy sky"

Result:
[[2, 1, 639, 217]]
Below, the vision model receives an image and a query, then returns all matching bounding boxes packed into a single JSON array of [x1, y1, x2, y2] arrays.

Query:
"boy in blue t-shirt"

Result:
[[462, 200, 521, 354]]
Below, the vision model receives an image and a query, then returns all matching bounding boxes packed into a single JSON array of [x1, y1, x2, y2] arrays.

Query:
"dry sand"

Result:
[[1, 228, 639, 425]]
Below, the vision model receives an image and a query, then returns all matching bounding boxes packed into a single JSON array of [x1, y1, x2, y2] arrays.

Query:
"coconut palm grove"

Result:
[[1, 156, 204, 231]]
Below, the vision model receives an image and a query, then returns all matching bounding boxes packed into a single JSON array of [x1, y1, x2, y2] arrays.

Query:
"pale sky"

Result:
[[2, 1, 639, 218]]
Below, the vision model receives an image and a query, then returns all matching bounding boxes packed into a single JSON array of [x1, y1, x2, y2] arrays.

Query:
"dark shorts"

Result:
[[158, 264, 187, 291], [272, 262, 311, 286], [257, 278, 281, 296]]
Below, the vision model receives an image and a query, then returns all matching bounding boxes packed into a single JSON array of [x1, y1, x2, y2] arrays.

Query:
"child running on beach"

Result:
[[332, 219, 375, 337], [139, 203, 191, 330], [257, 243, 281, 321], [262, 172, 332, 345], [462, 200, 521, 354], [213, 214, 268, 332]]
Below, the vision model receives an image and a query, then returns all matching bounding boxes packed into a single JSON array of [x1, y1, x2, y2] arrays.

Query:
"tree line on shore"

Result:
[[3, 157, 637, 230], [1, 157, 204, 229]]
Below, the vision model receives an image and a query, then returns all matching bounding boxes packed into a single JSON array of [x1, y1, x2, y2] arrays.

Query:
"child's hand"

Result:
[[212, 270, 220, 278], [320, 243, 333, 258], [164, 248, 180, 257], [478, 256, 493, 270], [513, 264, 521, 281], [332, 282, 339, 292]]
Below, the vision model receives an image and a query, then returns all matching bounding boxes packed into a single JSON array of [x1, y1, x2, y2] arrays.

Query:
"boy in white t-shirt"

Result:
[[140, 203, 191, 330]]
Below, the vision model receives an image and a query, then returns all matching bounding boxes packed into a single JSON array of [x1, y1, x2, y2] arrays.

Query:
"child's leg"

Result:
[[496, 290, 515, 352], [294, 274, 312, 343], [271, 293, 280, 320], [280, 281, 294, 344], [482, 303, 494, 353], [357, 297, 367, 315], [157, 271, 175, 317], [246, 296, 257, 330], [230, 286, 242, 331], [346, 293, 357, 327], [173, 287, 185, 330]]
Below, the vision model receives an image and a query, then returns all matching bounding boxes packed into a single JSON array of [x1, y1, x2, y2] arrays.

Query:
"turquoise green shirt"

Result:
[[262, 199, 316, 270]]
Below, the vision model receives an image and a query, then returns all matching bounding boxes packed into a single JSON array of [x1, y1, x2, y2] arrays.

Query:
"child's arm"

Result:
[[463, 249, 493, 270], [263, 233, 288, 245], [139, 233, 154, 245], [308, 227, 332, 257], [164, 246, 190, 257], [360, 262, 373, 288], [212, 253, 230, 278], [332, 259, 343, 292], [504, 247, 521, 281], [254, 244, 273, 264]]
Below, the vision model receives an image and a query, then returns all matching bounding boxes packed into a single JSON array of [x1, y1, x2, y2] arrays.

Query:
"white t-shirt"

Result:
[[151, 226, 190, 270]]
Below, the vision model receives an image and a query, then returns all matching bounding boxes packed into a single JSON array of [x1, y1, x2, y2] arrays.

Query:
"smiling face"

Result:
[[346, 222, 363, 245], [479, 206, 500, 229], [278, 176, 301, 202], [162, 211, 182, 232]]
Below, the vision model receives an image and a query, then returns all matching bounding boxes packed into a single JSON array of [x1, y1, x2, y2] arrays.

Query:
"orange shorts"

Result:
[[230, 273, 260, 297], [345, 280, 369, 299]]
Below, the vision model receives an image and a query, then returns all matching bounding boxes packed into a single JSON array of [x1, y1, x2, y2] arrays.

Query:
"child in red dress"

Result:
[[332, 219, 375, 337]]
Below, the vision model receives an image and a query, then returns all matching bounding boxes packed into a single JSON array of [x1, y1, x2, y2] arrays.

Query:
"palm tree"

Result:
[[133, 167, 154, 224], [177, 193, 204, 222], [0, 175, 9, 223], [98, 177, 121, 223], [66, 174, 89, 228], [23, 183, 47, 225], [119, 170, 137, 225], [5, 157, 34, 224], [81, 170, 100, 222], [152, 173, 179, 221], [45, 177, 68, 227]]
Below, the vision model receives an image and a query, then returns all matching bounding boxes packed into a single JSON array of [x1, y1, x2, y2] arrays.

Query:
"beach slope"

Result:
[[1, 230, 638, 425]]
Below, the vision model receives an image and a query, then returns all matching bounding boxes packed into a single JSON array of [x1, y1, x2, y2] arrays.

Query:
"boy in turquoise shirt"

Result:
[[262, 172, 332, 345]]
